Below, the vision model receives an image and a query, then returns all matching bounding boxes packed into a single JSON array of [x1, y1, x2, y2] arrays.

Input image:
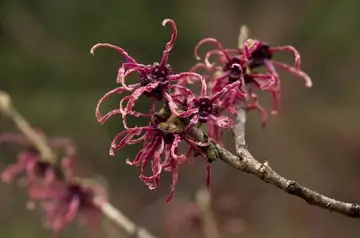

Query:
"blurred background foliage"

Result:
[[1, 0, 360, 237]]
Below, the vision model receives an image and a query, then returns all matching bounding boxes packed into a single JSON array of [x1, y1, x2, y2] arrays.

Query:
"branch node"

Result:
[[326, 202, 333, 211], [349, 204, 360, 218], [285, 180, 301, 195]]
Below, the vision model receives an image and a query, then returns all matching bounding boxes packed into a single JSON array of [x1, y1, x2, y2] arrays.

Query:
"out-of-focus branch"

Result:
[[195, 188, 220, 238], [0, 91, 157, 238]]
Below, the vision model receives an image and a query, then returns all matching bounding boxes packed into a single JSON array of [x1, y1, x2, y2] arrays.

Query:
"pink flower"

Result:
[[168, 79, 241, 131], [29, 179, 106, 235], [0, 132, 55, 185], [242, 39, 312, 114], [193, 37, 313, 117], [109, 123, 211, 202], [91, 19, 204, 126]]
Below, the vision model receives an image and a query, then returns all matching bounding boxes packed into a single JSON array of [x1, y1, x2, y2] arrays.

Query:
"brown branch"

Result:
[[195, 188, 221, 238], [216, 144, 360, 218], [0, 91, 157, 238]]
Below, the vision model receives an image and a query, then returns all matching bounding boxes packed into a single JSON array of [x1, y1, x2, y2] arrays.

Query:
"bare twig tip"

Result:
[[0, 91, 12, 110], [238, 24, 250, 48]]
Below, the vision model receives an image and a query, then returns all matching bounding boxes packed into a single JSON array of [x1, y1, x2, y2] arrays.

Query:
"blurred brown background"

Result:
[[1, 0, 360, 237]]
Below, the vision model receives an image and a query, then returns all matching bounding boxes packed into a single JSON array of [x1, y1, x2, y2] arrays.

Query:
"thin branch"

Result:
[[216, 145, 360, 218], [0, 91, 157, 238], [195, 188, 221, 238], [234, 24, 249, 154], [233, 105, 247, 153]]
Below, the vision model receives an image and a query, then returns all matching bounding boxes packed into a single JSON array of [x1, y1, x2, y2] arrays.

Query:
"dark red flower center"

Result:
[[223, 57, 244, 83], [248, 43, 272, 68], [140, 62, 172, 86], [194, 98, 213, 123], [34, 161, 52, 177], [162, 132, 175, 144], [141, 62, 173, 100], [244, 73, 253, 84], [66, 184, 92, 208]]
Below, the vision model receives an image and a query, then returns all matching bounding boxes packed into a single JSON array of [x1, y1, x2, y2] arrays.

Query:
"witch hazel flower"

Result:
[[1, 149, 56, 185], [109, 120, 211, 202], [28, 177, 107, 235], [192, 38, 276, 124], [91, 19, 204, 126], [241, 38, 313, 114], [194, 38, 278, 94], [21, 146, 107, 236], [168, 77, 242, 131], [0, 132, 56, 185], [177, 62, 215, 88], [0, 132, 79, 186]]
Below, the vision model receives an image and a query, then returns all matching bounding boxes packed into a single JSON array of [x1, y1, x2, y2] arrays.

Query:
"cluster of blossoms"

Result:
[[0, 131, 107, 236], [91, 19, 312, 202]]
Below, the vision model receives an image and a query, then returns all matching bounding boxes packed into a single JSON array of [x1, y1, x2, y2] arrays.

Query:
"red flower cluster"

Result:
[[0, 132, 107, 236], [194, 37, 312, 122], [91, 19, 312, 202]]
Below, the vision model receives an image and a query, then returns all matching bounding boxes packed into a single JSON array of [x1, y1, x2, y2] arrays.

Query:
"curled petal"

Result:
[[194, 38, 230, 61], [163, 92, 179, 116], [208, 121, 222, 145], [110, 127, 145, 154], [205, 162, 211, 188], [245, 93, 268, 128], [263, 60, 280, 88], [63, 196, 80, 224], [204, 49, 229, 67], [272, 61, 313, 88], [1, 152, 30, 183], [249, 73, 277, 90], [209, 115, 232, 128], [169, 84, 196, 102], [139, 138, 164, 190], [170, 134, 183, 160], [160, 19, 178, 67], [170, 72, 207, 97], [211, 81, 241, 102], [117, 65, 141, 90], [125, 82, 160, 113], [184, 114, 199, 131], [95, 87, 127, 124], [179, 108, 199, 118], [184, 135, 211, 147], [165, 170, 179, 203], [270, 45, 301, 69], [119, 95, 148, 129], [90, 43, 137, 64], [242, 38, 262, 61], [0, 132, 28, 144], [28, 182, 68, 200], [270, 90, 281, 116], [126, 137, 158, 166], [211, 71, 230, 94], [189, 62, 214, 73]]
